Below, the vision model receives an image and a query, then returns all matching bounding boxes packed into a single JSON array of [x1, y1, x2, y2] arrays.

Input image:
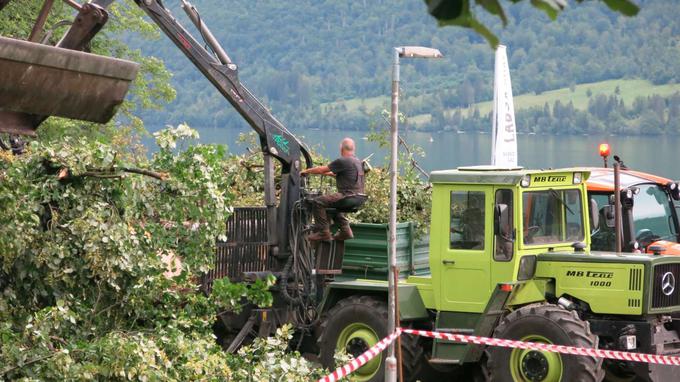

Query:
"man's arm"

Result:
[[301, 165, 332, 176]]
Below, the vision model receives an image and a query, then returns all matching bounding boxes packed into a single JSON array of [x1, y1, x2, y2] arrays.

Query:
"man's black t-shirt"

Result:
[[328, 156, 365, 194]]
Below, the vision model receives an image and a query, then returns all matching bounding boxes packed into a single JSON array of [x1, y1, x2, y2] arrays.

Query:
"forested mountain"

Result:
[[129, 0, 680, 134]]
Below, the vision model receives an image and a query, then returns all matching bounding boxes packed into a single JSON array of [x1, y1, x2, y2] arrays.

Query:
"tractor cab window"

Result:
[[522, 189, 585, 245], [494, 189, 514, 261], [590, 193, 616, 251], [450, 191, 485, 250], [632, 184, 676, 247]]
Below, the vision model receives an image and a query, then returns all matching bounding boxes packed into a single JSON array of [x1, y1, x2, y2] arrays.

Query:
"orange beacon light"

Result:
[[599, 143, 610, 167]]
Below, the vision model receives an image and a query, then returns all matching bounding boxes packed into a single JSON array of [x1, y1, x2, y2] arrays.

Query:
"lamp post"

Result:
[[386, 46, 443, 382]]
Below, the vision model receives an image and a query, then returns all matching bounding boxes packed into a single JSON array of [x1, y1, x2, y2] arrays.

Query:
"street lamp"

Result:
[[386, 46, 443, 381]]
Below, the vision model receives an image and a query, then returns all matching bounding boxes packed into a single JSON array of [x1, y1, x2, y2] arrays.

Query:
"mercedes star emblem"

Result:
[[661, 272, 676, 296]]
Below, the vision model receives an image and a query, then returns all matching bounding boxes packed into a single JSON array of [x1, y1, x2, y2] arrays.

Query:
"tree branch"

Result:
[[1, 352, 59, 377], [380, 115, 430, 179], [59, 166, 169, 181], [119, 167, 169, 180]]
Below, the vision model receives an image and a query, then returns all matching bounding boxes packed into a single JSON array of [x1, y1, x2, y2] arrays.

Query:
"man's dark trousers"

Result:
[[312, 192, 349, 232]]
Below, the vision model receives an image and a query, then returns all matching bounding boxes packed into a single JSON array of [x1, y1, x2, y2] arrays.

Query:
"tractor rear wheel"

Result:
[[317, 295, 425, 382], [487, 303, 604, 382]]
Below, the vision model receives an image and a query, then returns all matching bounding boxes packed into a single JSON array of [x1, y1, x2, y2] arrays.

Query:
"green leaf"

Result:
[[425, 0, 467, 20], [477, 0, 508, 26], [530, 0, 566, 20], [426, 0, 500, 48], [602, 0, 639, 16], [468, 17, 500, 48]]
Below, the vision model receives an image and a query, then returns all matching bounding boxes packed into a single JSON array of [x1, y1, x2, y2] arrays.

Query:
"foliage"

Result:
[[222, 127, 432, 236], [353, 115, 432, 237], [0, 125, 330, 381], [429, 91, 680, 135], [131, 0, 676, 135], [0, 6, 328, 381], [223, 132, 329, 207], [230, 325, 338, 381], [424, 0, 639, 48], [211, 276, 276, 315]]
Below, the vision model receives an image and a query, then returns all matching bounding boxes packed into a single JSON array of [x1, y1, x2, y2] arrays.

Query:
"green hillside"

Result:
[[407, 79, 680, 125], [125, 0, 680, 135], [322, 79, 680, 128], [325, 79, 680, 115], [470, 80, 680, 116]]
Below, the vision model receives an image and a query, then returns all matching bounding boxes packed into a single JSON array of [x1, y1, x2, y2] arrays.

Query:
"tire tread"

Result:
[[486, 303, 604, 382]]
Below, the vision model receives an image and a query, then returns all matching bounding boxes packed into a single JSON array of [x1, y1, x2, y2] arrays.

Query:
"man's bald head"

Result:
[[340, 138, 355, 156]]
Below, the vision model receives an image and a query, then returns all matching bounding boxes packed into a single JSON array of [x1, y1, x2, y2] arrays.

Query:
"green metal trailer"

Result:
[[339, 222, 429, 281]]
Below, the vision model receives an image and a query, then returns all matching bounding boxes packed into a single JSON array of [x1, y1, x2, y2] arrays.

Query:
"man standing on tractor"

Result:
[[301, 137, 365, 241]]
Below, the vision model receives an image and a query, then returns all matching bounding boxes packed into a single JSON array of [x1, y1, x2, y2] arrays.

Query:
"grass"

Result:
[[320, 93, 428, 113], [322, 79, 680, 126], [468, 79, 680, 117]]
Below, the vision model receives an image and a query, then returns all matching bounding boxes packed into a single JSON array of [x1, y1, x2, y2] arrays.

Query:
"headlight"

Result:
[[520, 175, 531, 188], [517, 255, 537, 281], [573, 172, 582, 184]]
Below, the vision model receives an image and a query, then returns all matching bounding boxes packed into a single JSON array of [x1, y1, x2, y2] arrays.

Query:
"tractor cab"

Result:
[[586, 167, 680, 254], [426, 166, 590, 313]]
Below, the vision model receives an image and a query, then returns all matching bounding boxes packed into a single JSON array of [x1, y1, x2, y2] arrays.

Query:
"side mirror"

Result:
[[589, 198, 599, 230], [620, 188, 635, 209], [667, 182, 680, 201], [602, 205, 615, 228], [495, 203, 511, 236]]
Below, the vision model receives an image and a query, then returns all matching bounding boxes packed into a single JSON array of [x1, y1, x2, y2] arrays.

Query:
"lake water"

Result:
[[146, 126, 680, 180]]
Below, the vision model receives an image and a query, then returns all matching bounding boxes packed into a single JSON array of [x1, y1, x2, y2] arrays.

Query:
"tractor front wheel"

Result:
[[487, 303, 604, 382], [317, 295, 425, 382]]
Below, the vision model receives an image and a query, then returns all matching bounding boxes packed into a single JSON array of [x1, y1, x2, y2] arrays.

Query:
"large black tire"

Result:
[[487, 304, 604, 382], [317, 295, 425, 382]]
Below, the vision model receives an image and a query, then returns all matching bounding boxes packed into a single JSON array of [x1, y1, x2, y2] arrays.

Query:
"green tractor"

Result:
[[4, 2, 677, 380], [317, 167, 680, 381]]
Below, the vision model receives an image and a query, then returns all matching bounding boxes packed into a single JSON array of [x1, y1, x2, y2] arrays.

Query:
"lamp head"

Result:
[[397, 46, 443, 59]]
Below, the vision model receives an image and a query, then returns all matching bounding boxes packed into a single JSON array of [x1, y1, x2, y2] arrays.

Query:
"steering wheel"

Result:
[[524, 226, 541, 243], [636, 229, 660, 248]]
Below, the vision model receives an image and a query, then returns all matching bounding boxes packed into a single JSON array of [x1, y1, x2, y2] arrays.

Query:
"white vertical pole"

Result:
[[385, 47, 400, 382]]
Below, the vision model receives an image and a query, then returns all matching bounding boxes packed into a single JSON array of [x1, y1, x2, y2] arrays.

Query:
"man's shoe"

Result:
[[333, 226, 354, 241], [308, 230, 332, 241]]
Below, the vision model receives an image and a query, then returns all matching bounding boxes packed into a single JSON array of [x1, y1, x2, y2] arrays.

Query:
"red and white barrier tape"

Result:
[[402, 328, 680, 366], [317, 328, 402, 382], [318, 327, 680, 382]]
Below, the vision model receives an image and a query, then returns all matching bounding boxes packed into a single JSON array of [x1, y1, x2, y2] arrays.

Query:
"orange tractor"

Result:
[[587, 143, 680, 255]]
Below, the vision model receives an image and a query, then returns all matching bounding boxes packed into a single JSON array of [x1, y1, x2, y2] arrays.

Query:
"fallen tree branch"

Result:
[[58, 166, 169, 181], [118, 167, 169, 180], [1, 352, 59, 377]]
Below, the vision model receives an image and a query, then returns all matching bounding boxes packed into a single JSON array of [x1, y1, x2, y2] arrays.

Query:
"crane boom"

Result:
[[129, 0, 313, 262], [0, 0, 314, 262]]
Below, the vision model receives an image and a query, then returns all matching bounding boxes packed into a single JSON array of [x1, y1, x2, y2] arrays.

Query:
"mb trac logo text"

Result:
[[566, 270, 614, 287], [533, 175, 567, 183], [566, 270, 614, 278]]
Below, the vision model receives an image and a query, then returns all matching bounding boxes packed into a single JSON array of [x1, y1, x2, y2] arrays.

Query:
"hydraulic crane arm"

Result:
[[1, 0, 312, 260], [132, 0, 312, 169], [129, 0, 313, 259]]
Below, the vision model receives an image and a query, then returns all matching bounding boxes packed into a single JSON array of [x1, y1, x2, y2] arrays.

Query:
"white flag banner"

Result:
[[491, 45, 518, 167]]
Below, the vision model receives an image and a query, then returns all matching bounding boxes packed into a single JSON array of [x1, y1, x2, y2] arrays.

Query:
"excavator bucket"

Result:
[[0, 36, 139, 135]]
